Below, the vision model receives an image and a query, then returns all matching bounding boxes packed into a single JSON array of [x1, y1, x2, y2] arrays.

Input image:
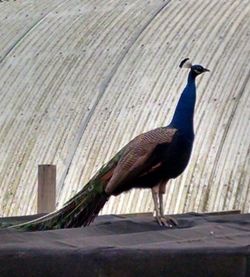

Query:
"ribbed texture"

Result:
[[0, 0, 249, 216]]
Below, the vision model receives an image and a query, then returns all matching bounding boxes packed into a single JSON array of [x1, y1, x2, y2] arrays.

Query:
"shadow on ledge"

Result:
[[0, 211, 249, 277]]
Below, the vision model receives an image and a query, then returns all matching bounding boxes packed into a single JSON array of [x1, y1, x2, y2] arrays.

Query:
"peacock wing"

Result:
[[105, 127, 177, 194]]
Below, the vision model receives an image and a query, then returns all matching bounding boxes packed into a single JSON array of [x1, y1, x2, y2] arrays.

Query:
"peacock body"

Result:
[[9, 58, 209, 231]]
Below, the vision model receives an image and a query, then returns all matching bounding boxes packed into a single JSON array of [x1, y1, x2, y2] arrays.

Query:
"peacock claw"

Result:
[[155, 215, 178, 228]]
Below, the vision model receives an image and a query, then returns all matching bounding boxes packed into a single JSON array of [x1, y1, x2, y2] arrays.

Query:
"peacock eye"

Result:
[[195, 66, 203, 73]]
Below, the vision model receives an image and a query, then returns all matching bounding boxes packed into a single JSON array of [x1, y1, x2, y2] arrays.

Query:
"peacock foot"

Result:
[[155, 215, 179, 228]]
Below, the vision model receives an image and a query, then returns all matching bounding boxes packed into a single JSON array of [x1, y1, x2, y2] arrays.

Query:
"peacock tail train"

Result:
[[8, 149, 124, 231]]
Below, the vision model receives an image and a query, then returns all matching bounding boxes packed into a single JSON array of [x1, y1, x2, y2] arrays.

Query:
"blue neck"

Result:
[[169, 71, 196, 138]]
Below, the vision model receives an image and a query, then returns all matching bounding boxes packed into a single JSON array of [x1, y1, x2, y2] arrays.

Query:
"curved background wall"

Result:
[[0, 0, 249, 216]]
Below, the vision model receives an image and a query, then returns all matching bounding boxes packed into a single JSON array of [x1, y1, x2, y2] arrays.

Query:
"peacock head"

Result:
[[179, 58, 210, 77]]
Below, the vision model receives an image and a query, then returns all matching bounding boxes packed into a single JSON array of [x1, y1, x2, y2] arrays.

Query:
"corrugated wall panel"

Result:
[[0, 0, 249, 216]]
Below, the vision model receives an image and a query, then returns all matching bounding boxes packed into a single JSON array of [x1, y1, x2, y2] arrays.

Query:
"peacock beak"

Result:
[[203, 68, 210, 72]]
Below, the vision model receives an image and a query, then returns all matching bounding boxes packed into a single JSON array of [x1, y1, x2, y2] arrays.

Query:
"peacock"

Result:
[[9, 58, 209, 231]]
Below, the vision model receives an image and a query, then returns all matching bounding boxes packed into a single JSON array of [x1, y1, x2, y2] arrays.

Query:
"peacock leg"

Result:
[[152, 190, 160, 218], [158, 181, 178, 227], [151, 185, 168, 226], [159, 192, 164, 217]]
